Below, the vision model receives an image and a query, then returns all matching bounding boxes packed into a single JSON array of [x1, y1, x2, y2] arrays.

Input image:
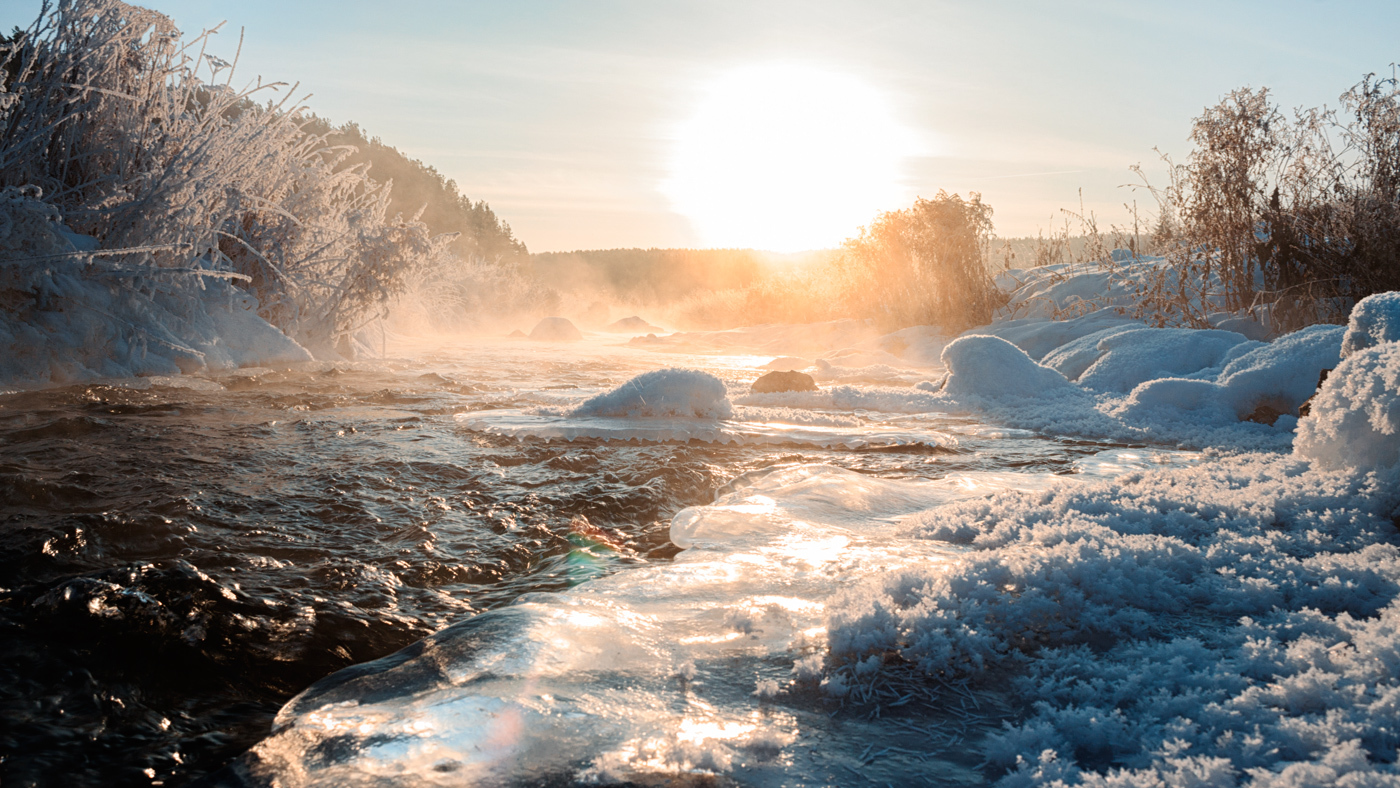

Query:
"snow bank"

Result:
[[570, 368, 733, 419], [969, 309, 1142, 362], [825, 453, 1400, 786], [1075, 327, 1253, 393], [1340, 291, 1400, 357], [0, 192, 313, 387]]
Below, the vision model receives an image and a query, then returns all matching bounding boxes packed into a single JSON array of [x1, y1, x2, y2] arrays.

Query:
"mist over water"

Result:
[[0, 335, 1163, 786]]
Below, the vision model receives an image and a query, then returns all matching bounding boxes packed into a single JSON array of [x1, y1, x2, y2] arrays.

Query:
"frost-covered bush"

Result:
[[0, 0, 451, 374], [1146, 76, 1400, 333], [0, 187, 311, 382]]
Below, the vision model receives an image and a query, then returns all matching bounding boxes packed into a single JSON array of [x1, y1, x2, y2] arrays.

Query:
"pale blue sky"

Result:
[[5, 1, 1398, 251]]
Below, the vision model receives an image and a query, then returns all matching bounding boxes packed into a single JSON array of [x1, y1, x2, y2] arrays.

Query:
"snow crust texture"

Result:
[[827, 454, 1400, 788], [1295, 341, 1400, 470]]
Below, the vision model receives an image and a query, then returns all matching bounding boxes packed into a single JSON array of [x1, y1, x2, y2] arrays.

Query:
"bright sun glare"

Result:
[[665, 63, 918, 253]]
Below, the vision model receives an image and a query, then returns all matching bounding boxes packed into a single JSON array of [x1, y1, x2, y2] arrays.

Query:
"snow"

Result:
[[825, 452, 1400, 787], [569, 368, 733, 419], [1074, 327, 1254, 393], [243, 278, 1400, 785], [1340, 291, 1400, 358], [1295, 341, 1400, 471], [940, 335, 1075, 398], [1, 192, 314, 388], [970, 309, 1143, 362]]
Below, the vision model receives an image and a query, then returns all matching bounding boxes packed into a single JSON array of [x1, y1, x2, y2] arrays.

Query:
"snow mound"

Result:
[[939, 335, 1073, 399], [1040, 324, 1152, 380], [1295, 340, 1400, 470], [570, 368, 733, 419], [969, 308, 1142, 361], [1216, 323, 1344, 414], [529, 316, 583, 341], [1340, 291, 1400, 357], [1076, 327, 1253, 393]]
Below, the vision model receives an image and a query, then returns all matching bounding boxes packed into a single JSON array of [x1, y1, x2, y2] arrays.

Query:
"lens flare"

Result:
[[664, 62, 920, 252]]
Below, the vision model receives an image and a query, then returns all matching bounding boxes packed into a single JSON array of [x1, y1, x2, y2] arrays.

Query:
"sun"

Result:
[[663, 62, 919, 253]]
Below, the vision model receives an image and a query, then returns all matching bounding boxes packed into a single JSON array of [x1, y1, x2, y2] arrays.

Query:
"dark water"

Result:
[[0, 344, 1130, 787]]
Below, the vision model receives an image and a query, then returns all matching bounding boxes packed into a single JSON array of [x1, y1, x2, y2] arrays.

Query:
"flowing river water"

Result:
[[0, 334, 1194, 787]]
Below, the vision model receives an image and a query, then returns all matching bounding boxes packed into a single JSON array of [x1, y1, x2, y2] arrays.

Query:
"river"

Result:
[[0, 333, 1193, 787]]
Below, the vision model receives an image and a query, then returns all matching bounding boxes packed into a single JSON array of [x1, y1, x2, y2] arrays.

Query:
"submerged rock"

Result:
[[529, 317, 583, 341], [604, 316, 659, 333], [751, 370, 818, 394]]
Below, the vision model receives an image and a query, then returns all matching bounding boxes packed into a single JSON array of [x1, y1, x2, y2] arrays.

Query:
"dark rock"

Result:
[[1244, 403, 1285, 426], [751, 370, 818, 394], [529, 317, 583, 341], [1297, 368, 1332, 418]]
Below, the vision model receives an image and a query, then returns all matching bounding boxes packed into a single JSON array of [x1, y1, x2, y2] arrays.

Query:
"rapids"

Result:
[[0, 334, 1192, 787]]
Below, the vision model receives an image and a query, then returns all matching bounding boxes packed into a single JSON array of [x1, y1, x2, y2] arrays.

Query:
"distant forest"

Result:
[[528, 248, 836, 305], [304, 118, 530, 266]]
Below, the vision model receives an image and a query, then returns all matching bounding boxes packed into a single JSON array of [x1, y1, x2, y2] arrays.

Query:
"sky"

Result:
[[5, 0, 1399, 252]]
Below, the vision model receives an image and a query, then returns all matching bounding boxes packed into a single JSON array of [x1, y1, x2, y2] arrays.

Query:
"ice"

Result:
[[238, 464, 1065, 786], [570, 368, 733, 419], [1340, 291, 1400, 357]]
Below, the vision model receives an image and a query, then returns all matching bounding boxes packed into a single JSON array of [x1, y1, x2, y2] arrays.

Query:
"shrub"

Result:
[[0, 0, 451, 357], [838, 191, 1001, 332], [1146, 73, 1400, 333]]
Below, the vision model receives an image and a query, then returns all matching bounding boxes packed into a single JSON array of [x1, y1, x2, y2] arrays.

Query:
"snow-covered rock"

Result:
[[939, 335, 1074, 399], [571, 368, 733, 419], [1076, 328, 1253, 393], [1295, 339, 1400, 471]]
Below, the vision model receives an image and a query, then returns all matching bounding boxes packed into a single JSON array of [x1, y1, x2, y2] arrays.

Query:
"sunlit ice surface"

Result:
[[221, 336, 1199, 788], [663, 62, 922, 252], [237, 465, 1048, 786]]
